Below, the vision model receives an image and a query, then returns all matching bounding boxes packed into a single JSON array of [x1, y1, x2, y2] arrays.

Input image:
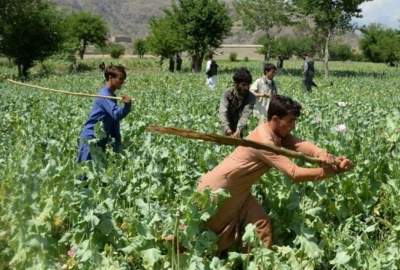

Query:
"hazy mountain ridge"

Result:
[[53, 0, 359, 46]]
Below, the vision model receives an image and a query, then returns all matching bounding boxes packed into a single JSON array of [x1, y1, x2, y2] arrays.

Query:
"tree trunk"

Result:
[[18, 64, 29, 79], [265, 43, 272, 62], [324, 29, 331, 79], [17, 64, 22, 78], [168, 56, 175, 72], [79, 40, 87, 60], [191, 52, 204, 73]]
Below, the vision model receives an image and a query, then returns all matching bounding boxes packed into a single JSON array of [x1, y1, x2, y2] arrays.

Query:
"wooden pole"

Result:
[[6, 79, 123, 101], [146, 125, 324, 164]]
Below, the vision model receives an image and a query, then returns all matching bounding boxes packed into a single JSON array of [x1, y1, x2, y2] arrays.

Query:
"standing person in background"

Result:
[[205, 53, 218, 90], [303, 54, 317, 92], [219, 67, 256, 138], [276, 55, 284, 69], [169, 56, 175, 73], [77, 64, 132, 163], [250, 63, 278, 122], [176, 53, 182, 72]]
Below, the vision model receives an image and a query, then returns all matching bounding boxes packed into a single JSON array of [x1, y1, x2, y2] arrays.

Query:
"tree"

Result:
[[146, 15, 185, 70], [234, 0, 293, 61], [169, 0, 232, 72], [329, 42, 353, 61], [133, 39, 147, 58], [294, 0, 371, 78], [64, 12, 108, 60], [0, 0, 64, 78], [258, 36, 316, 60], [360, 24, 400, 66], [108, 43, 125, 59]]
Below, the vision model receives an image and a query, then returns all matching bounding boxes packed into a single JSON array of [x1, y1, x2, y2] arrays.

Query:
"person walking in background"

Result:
[[219, 67, 255, 138], [276, 55, 284, 69], [250, 63, 278, 122], [77, 64, 132, 163], [205, 53, 218, 90], [176, 53, 182, 72], [303, 54, 317, 92], [169, 56, 175, 72]]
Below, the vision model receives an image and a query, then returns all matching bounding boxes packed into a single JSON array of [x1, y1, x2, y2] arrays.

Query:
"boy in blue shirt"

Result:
[[77, 64, 132, 162]]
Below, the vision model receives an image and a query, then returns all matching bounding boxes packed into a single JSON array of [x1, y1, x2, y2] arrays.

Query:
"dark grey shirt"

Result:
[[219, 88, 256, 134]]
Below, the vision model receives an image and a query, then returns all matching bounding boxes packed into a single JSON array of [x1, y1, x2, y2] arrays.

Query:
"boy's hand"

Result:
[[231, 130, 241, 139], [322, 156, 353, 176], [121, 95, 132, 104], [319, 153, 336, 165], [335, 156, 353, 172], [225, 128, 233, 136]]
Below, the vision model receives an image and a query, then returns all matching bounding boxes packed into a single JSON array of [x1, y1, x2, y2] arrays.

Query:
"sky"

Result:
[[352, 0, 400, 28]]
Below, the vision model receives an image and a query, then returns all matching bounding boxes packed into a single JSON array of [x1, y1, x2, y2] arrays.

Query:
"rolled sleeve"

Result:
[[219, 92, 231, 133], [257, 149, 327, 182]]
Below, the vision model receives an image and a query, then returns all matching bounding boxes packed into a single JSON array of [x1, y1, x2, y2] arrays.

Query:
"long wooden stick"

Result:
[[146, 125, 323, 164], [6, 79, 122, 101]]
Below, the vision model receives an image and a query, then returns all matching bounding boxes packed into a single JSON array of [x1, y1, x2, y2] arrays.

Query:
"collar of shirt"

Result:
[[103, 86, 116, 97], [263, 77, 273, 85], [258, 123, 283, 147], [232, 87, 247, 100]]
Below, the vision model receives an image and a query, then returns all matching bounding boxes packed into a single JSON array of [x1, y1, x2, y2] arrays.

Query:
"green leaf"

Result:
[[141, 248, 163, 270], [330, 251, 351, 265]]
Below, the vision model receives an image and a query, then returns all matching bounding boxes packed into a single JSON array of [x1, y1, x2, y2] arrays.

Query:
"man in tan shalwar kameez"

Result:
[[197, 95, 352, 252]]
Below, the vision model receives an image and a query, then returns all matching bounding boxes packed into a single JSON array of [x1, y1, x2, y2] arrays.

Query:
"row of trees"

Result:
[[146, 0, 232, 72], [0, 0, 108, 77], [1, 0, 399, 78], [144, 0, 372, 77]]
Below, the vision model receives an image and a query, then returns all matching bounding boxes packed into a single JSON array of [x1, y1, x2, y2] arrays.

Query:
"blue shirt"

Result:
[[80, 86, 131, 144]]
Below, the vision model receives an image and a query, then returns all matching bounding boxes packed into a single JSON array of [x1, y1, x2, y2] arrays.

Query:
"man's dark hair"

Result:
[[104, 64, 127, 81], [267, 95, 302, 120], [233, 67, 252, 84], [264, 63, 277, 74]]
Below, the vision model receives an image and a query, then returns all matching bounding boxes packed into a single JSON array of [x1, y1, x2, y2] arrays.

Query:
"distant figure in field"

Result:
[[99, 62, 105, 72], [205, 53, 218, 90], [219, 67, 255, 138], [303, 54, 318, 92], [77, 65, 132, 163], [169, 56, 175, 72], [250, 63, 278, 122], [176, 53, 182, 72], [276, 55, 284, 69]]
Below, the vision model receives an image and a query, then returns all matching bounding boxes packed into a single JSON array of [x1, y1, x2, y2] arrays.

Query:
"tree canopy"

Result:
[[63, 11, 108, 60], [146, 14, 185, 61], [360, 24, 400, 66], [0, 0, 64, 77], [169, 0, 232, 72], [234, 0, 293, 60], [294, 0, 371, 78]]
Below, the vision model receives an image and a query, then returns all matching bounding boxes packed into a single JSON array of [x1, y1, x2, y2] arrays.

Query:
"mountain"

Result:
[[53, 0, 359, 46]]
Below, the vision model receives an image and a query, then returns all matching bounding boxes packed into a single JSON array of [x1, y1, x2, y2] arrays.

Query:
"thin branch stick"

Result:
[[146, 125, 324, 164], [6, 79, 122, 101]]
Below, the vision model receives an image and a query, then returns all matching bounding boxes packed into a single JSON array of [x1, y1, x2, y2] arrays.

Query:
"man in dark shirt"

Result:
[[219, 68, 256, 138]]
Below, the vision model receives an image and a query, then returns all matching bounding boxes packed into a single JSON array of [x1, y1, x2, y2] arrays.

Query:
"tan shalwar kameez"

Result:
[[197, 123, 331, 252]]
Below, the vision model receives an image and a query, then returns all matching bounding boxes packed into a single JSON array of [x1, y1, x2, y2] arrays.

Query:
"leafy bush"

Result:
[[360, 24, 400, 66], [329, 42, 353, 61], [108, 43, 125, 59], [133, 39, 147, 58], [229, 52, 237, 62]]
